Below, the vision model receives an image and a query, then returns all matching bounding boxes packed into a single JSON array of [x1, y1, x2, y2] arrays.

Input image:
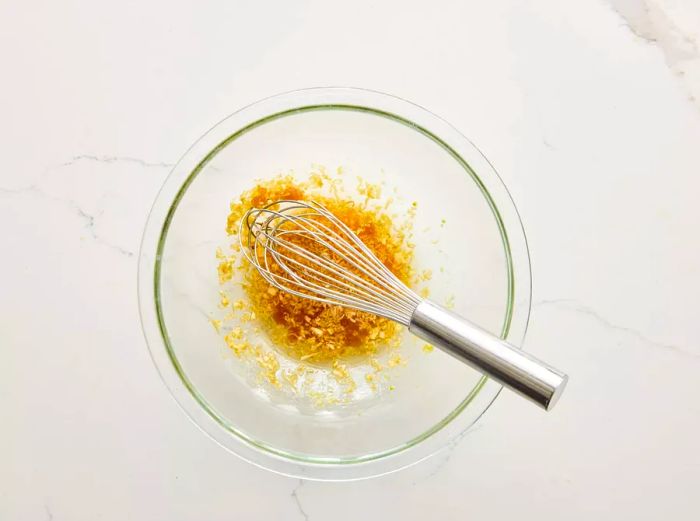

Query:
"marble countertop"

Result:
[[2, 1, 699, 519]]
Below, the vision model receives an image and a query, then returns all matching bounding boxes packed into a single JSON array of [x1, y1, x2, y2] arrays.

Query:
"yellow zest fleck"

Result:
[[255, 347, 280, 387], [422, 343, 434, 353], [331, 360, 356, 393], [217, 259, 234, 284], [309, 172, 324, 188], [210, 318, 222, 333], [224, 332, 249, 357], [228, 327, 243, 340], [388, 354, 405, 368], [283, 368, 301, 389], [241, 311, 257, 322]]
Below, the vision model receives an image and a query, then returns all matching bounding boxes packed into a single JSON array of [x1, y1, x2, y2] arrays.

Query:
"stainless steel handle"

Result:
[[409, 301, 568, 410]]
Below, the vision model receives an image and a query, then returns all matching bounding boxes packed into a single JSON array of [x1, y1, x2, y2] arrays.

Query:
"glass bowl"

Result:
[[138, 87, 531, 481]]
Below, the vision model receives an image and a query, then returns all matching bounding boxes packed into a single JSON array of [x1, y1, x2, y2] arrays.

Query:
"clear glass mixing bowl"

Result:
[[138, 87, 531, 480]]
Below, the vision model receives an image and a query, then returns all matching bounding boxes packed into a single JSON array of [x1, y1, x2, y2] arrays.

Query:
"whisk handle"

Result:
[[409, 301, 568, 411]]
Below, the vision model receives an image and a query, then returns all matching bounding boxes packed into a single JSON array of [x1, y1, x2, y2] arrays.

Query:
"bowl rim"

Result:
[[137, 86, 532, 481]]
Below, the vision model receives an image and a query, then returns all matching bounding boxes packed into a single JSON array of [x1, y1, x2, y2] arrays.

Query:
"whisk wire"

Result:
[[240, 200, 420, 325], [266, 229, 415, 313], [255, 216, 415, 320]]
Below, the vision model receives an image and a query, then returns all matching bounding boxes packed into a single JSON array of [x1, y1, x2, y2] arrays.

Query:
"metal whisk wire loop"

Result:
[[240, 200, 420, 326]]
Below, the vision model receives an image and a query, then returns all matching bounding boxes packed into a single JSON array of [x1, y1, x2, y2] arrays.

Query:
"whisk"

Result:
[[240, 200, 568, 410]]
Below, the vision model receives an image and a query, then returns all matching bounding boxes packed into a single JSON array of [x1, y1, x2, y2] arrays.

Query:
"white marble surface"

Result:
[[2, 1, 699, 519]]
